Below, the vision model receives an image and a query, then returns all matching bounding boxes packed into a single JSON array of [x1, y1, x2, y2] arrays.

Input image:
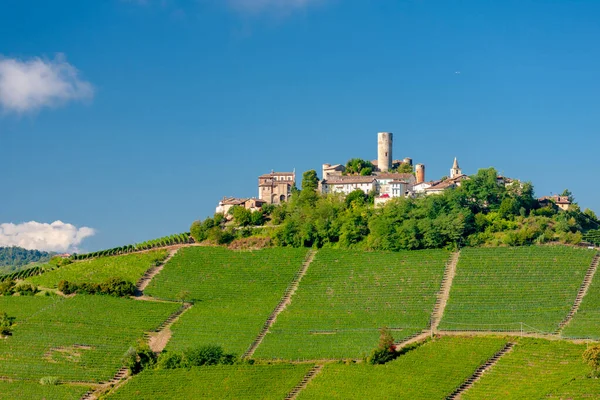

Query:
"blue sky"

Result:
[[1, 0, 600, 252]]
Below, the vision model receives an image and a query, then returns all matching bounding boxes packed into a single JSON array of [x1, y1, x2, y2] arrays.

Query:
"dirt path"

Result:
[[135, 248, 179, 295], [431, 251, 460, 332], [147, 303, 192, 353], [242, 250, 317, 359]]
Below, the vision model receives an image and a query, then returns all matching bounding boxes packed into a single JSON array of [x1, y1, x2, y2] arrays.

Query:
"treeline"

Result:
[[73, 233, 192, 260], [0, 247, 53, 274], [191, 168, 599, 251]]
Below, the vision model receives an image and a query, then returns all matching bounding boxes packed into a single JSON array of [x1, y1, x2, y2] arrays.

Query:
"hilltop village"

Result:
[[216, 132, 571, 214]]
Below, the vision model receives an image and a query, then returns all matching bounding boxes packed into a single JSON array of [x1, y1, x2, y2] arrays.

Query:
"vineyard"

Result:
[[0, 295, 179, 382], [0, 380, 90, 400], [297, 336, 507, 399], [26, 250, 168, 289], [145, 247, 309, 354], [254, 249, 449, 360], [583, 229, 600, 246], [462, 339, 597, 399], [1, 245, 600, 399], [562, 263, 600, 339], [72, 232, 192, 260], [0, 264, 50, 283], [439, 246, 596, 332], [106, 364, 314, 399]]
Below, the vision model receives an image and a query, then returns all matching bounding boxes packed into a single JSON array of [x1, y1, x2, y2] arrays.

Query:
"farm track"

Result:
[[242, 250, 317, 359], [431, 251, 460, 332], [134, 248, 180, 295], [146, 302, 193, 353], [445, 342, 515, 399], [285, 364, 323, 400], [556, 253, 600, 334], [79, 367, 129, 400]]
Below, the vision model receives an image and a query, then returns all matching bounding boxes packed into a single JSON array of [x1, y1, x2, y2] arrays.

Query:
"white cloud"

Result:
[[0, 54, 94, 114], [0, 221, 96, 253], [227, 0, 326, 14]]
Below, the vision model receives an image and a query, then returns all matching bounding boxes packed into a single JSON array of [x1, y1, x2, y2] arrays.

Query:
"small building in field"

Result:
[[538, 195, 572, 211], [216, 197, 266, 215]]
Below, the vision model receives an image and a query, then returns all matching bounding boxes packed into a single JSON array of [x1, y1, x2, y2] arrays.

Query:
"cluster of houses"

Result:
[[216, 132, 571, 214]]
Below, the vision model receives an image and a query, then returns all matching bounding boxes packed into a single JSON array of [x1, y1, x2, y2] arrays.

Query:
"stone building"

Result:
[[258, 171, 296, 204]]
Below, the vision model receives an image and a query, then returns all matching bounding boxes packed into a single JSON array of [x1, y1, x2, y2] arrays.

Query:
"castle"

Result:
[[216, 132, 467, 213]]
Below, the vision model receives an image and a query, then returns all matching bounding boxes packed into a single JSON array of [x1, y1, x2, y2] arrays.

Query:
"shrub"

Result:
[[124, 341, 157, 375], [367, 327, 398, 365], [0, 312, 16, 336], [100, 277, 136, 297], [0, 279, 15, 296], [39, 376, 60, 385], [183, 345, 236, 367], [14, 283, 38, 296], [583, 346, 600, 377], [155, 352, 185, 370], [58, 280, 76, 295]]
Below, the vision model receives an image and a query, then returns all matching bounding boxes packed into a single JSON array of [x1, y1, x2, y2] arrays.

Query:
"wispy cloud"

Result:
[[0, 221, 96, 253], [227, 0, 327, 15], [0, 54, 94, 114]]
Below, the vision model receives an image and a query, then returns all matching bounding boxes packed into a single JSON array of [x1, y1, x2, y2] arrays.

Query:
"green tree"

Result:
[[231, 206, 252, 227], [583, 346, 600, 377], [301, 170, 319, 191], [396, 163, 413, 174], [0, 312, 16, 336], [345, 158, 374, 175]]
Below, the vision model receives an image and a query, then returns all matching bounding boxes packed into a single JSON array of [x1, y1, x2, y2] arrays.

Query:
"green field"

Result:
[[463, 339, 599, 399], [297, 336, 507, 399], [254, 249, 449, 360], [107, 364, 313, 400], [26, 250, 168, 288], [145, 247, 308, 355], [0, 295, 179, 382], [439, 246, 595, 332], [562, 261, 600, 339], [0, 381, 90, 400]]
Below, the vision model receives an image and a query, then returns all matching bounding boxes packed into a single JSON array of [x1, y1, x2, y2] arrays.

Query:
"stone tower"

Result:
[[450, 157, 462, 179], [415, 163, 425, 184], [377, 132, 393, 172]]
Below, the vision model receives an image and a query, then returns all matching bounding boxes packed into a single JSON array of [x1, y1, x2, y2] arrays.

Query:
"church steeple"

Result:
[[450, 157, 462, 178]]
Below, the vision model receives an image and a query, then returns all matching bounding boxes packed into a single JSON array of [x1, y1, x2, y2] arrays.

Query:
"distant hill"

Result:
[[0, 247, 53, 275]]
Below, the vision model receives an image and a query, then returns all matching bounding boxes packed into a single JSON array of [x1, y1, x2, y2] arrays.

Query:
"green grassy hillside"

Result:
[[255, 249, 449, 360], [0, 295, 179, 382], [440, 246, 595, 332], [107, 364, 313, 400], [463, 339, 599, 399], [0, 381, 90, 400], [145, 247, 308, 355], [26, 250, 167, 288], [562, 261, 600, 339], [298, 336, 507, 399]]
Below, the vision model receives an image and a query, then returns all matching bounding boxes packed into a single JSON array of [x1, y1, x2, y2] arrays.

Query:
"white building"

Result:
[[321, 175, 378, 195]]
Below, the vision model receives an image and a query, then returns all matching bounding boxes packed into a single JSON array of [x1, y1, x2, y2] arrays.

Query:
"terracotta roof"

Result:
[[539, 195, 571, 205], [375, 173, 414, 180], [259, 172, 295, 178], [220, 197, 249, 205], [426, 180, 456, 191], [323, 176, 377, 184]]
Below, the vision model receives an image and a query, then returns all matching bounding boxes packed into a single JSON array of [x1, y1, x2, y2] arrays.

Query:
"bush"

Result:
[[155, 352, 186, 370], [124, 341, 157, 375], [58, 278, 136, 297], [14, 283, 38, 296], [0, 279, 15, 296], [0, 312, 16, 336], [39, 376, 60, 386], [367, 327, 398, 365], [58, 280, 76, 295], [583, 346, 600, 377]]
